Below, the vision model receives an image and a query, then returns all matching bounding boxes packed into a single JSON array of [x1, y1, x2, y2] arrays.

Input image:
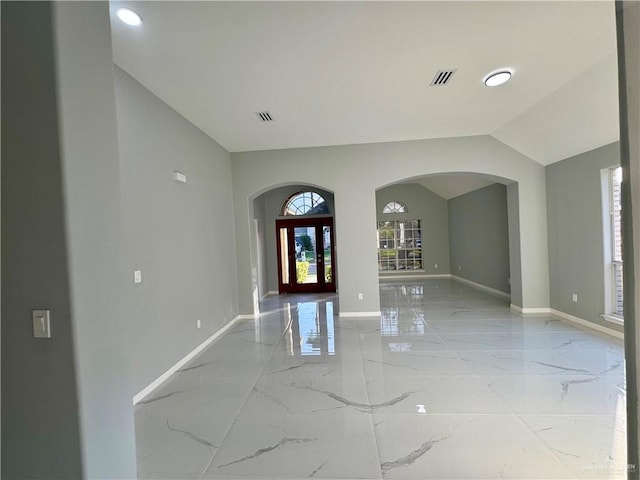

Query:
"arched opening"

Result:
[[375, 172, 520, 305], [233, 136, 547, 320], [251, 184, 336, 299]]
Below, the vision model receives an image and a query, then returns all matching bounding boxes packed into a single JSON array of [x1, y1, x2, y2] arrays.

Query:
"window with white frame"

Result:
[[382, 201, 408, 214], [602, 166, 623, 320], [377, 220, 422, 271]]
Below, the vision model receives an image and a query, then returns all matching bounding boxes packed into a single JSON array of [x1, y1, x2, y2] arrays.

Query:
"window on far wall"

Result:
[[377, 220, 422, 271], [382, 201, 408, 214], [602, 166, 623, 320]]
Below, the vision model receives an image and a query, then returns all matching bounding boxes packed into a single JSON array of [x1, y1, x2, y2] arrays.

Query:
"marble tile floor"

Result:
[[135, 279, 628, 480]]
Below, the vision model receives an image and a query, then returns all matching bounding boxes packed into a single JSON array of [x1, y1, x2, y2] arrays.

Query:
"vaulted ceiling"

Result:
[[110, 1, 619, 168]]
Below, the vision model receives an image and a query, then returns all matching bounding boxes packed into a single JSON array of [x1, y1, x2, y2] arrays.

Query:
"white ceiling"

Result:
[[415, 175, 496, 200], [110, 1, 619, 166]]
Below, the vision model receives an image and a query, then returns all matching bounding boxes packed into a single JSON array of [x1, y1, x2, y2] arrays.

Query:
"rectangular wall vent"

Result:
[[430, 69, 457, 86], [256, 111, 274, 122]]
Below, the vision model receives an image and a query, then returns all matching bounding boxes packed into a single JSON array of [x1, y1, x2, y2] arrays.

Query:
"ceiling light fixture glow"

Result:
[[484, 70, 512, 87], [116, 8, 142, 26]]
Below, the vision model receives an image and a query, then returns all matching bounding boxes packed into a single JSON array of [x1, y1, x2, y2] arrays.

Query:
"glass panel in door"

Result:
[[295, 226, 317, 284], [276, 218, 335, 293], [322, 225, 333, 284], [279, 227, 289, 285]]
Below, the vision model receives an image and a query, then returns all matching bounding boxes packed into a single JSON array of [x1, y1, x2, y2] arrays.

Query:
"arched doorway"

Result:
[[251, 185, 337, 298], [276, 191, 336, 293]]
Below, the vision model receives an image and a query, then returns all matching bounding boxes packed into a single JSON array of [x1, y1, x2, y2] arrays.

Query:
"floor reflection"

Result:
[[284, 301, 336, 356], [134, 279, 627, 480]]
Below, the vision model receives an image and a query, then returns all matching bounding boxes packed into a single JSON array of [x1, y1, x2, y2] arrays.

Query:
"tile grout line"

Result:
[[137, 279, 626, 479], [354, 306, 385, 480], [198, 312, 289, 480], [428, 283, 620, 479]]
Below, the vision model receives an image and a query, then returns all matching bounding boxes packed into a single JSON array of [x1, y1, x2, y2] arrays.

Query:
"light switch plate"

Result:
[[134, 270, 142, 284], [32, 310, 51, 338]]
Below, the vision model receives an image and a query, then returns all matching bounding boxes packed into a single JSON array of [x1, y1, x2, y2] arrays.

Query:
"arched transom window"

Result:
[[382, 201, 408, 214], [282, 191, 329, 216]]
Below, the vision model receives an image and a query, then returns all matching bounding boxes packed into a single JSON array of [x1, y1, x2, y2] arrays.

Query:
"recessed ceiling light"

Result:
[[484, 70, 512, 87], [116, 8, 142, 26]]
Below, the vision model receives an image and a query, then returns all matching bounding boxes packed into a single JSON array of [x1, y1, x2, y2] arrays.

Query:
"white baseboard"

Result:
[[339, 311, 382, 318], [601, 314, 624, 326], [379, 273, 450, 280], [549, 308, 624, 340], [510, 305, 551, 314], [132, 314, 247, 405], [451, 275, 511, 300]]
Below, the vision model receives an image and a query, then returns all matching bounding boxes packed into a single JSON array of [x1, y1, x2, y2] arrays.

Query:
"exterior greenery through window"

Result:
[[377, 220, 422, 271], [282, 191, 329, 216]]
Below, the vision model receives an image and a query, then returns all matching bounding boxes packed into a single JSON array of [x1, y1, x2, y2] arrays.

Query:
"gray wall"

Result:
[[376, 183, 450, 275], [232, 136, 549, 316], [2, 3, 84, 476], [114, 67, 240, 393], [2, 5, 240, 475], [54, 4, 138, 475], [448, 184, 511, 295], [2, 2, 138, 477], [546, 142, 622, 333], [253, 194, 269, 299], [254, 186, 335, 294], [507, 184, 523, 306]]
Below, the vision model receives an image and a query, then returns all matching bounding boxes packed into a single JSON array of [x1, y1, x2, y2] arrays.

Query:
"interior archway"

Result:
[[231, 136, 548, 319], [251, 183, 336, 305], [375, 172, 520, 305]]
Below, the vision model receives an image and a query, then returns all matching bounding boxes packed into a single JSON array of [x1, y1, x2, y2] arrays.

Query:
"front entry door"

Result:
[[276, 218, 335, 293]]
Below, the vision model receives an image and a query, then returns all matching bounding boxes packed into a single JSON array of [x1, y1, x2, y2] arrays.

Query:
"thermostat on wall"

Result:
[[173, 171, 187, 183]]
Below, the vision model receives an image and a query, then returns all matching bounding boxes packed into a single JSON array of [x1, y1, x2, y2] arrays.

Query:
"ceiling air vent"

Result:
[[430, 69, 457, 86], [256, 111, 274, 122]]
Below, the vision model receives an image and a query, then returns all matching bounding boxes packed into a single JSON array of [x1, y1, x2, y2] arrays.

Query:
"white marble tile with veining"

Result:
[[264, 348, 366, 378], [362, 348, 475, 378], [203, 412, 382, 479], [358, 332, 452, 353], [373, 413, 577, 479], [365, 374, 512, 414], [135, 409, 233, 479], [555, 349, 626, 380], [242, 374, 371, 415], [456, 349, 607, 376], [134, 279, 626, 479], [520, 415, 628, 479], [136, 376, 257, 416], [424, 318, 521, 334], [482, 373, 626, 414], [440, 331, 617, 351]]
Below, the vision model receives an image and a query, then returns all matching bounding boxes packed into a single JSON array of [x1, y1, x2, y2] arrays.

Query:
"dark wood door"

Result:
[[276, 217, 335, 293]]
